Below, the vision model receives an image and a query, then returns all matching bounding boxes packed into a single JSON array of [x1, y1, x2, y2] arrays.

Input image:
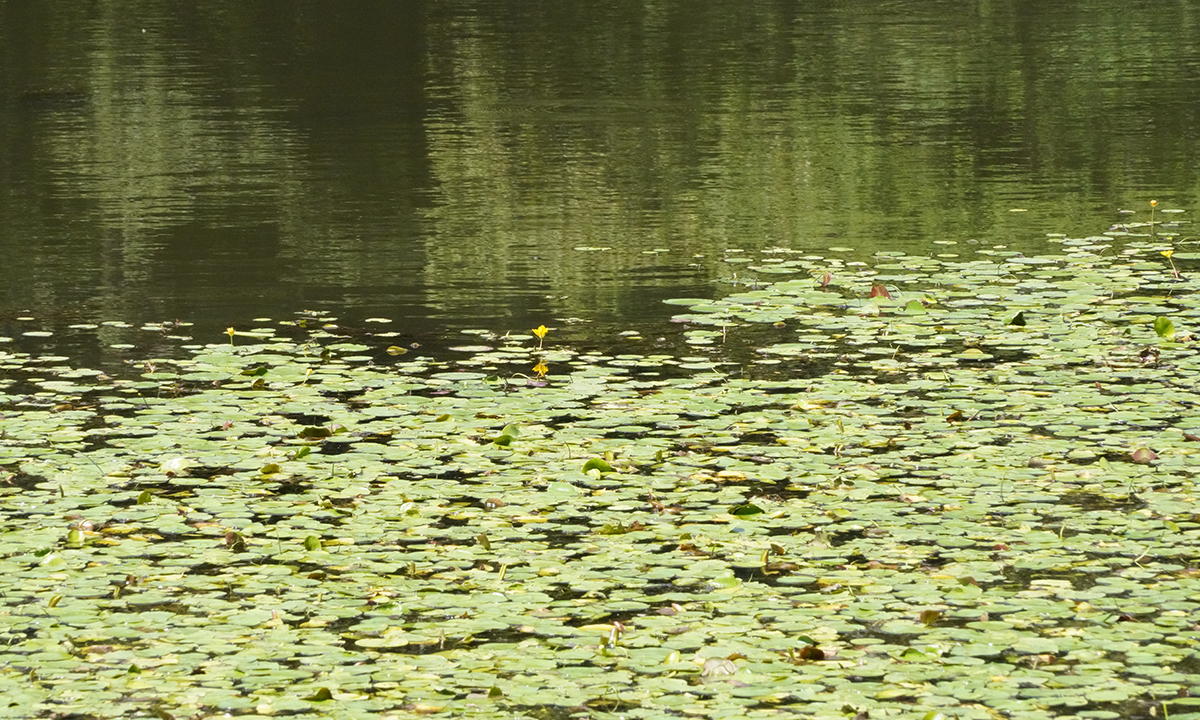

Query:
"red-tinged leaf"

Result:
[[1131, 447, 1158, 464], [820, 273, 832, 288], [869, 284, 892, 300], [224, 531, 247, 552], [1184, 432, 1200, 442], [798, 645, 825, 661]]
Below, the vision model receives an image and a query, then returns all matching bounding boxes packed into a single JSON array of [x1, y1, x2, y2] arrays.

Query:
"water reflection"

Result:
[[1, 0, 1198, 364]]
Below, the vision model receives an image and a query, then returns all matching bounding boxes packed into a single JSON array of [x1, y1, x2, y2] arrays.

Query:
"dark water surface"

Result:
[[2, 1, 1198, 363]]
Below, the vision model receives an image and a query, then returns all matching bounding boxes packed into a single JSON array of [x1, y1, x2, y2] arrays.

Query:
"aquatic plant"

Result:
[[1163, 247, 1181, 279], [0, 228, 1199, 718]]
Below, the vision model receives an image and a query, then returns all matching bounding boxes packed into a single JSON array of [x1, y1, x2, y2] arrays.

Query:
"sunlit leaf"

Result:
[[1154, 316, 1175, 339], [582, 458, 615, 474]]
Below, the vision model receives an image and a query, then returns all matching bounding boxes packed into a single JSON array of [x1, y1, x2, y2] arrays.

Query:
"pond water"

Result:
[[7, 4, 1200, 716], [2, 0, 1199, 362]]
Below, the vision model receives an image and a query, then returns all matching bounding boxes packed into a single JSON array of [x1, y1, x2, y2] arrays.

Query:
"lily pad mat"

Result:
[[3, 236, 1200, 719]]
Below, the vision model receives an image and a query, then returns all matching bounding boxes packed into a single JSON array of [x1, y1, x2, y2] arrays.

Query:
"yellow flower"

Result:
[[1162, 249, 1174, 259], [1151, 200, 1158, 207], [533, 361, 549, 377], [532, 324, 548, 349], [226, 327, 235, 346]]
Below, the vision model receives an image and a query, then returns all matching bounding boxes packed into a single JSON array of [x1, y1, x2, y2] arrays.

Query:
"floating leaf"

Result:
[[730, 503, 764, 516], [1008, 310, 1026, 326], [224, 531, 247, 553], [597, 522, 640, 535], [798, 645, 825, 661], [582, 458, 615, 474], [869, 283, 892, 300], [160, 457, 192, 475], [700, 657, 737, 680], [1131, 447, 1158, 464], [1154, 316, 1175, 339]]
